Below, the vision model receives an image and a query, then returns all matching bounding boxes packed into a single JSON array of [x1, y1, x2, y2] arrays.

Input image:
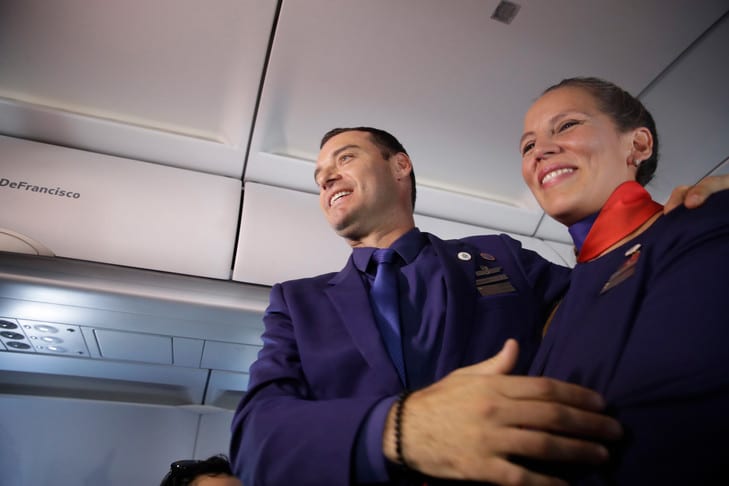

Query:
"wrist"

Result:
[[382, 396, 399, 462], [395, 390, 412, 469], [383, 390, 414, 470]]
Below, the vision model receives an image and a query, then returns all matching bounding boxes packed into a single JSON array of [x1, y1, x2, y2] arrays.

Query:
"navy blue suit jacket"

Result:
[[231, 232, 569, 485]]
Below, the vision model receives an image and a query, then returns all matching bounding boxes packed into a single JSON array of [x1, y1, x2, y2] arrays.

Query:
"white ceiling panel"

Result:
[[543, 240, 577, 268], [0, 0, 277, 176], [641, 13, 729, 203], [246, 0, 727, 222], [0, 97, 246, 177], [712, 156, 729, 176], [233, 182, 352, 286], [0, 135, 242, 279]]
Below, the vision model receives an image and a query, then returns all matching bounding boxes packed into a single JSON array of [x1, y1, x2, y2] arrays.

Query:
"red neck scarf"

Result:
[[577, 181, 663, 263]]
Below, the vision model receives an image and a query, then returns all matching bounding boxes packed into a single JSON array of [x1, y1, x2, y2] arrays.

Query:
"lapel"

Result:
[[324, 256, 402, 388], [529, 245, 648, 392], [426, 234, 480, 379]]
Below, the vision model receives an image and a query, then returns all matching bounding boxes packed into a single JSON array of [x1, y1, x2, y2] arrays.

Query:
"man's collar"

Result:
[[351, 227, 426, 272]]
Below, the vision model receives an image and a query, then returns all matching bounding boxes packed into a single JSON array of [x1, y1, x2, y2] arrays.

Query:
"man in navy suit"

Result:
[[231, 127, 627, 485]]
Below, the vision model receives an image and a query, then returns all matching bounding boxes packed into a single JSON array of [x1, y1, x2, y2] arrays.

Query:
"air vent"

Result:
[[491, 0, 521, 25], [0, 317, 91, 357]]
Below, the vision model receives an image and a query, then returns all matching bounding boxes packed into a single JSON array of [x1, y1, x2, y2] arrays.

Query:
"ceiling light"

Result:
[[33, 324, 59, 333], [491, 0, 521, 25]]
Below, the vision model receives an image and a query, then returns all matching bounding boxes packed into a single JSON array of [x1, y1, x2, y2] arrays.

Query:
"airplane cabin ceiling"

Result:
[[0, 1, 727, 207], [0, 0, 727, 277], [0, 0, 278, 178], [0, 0, 728, 407], [246, 0, 729, 211]]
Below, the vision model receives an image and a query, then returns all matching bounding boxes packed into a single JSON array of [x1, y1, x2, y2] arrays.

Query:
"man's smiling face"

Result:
[[315, 130, 405, 243]]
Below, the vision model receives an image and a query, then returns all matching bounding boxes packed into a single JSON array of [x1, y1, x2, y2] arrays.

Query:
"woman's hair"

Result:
[[542, 77, 659, 186], [160, 454, 235, 486]]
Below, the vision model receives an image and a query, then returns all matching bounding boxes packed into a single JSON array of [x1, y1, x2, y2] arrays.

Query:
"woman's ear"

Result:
[[630, 127, 653, 165]]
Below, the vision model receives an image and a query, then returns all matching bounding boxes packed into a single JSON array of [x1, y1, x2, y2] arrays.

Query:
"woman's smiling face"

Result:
[[520, 86, 639, 226]]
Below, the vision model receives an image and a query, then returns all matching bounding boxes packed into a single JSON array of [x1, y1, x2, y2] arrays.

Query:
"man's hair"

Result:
[[320, 126, 417, 210], [160, 455, 235, 486], [543, 77, 659, 186]]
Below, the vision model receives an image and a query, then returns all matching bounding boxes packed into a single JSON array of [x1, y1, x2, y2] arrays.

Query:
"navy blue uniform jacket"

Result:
[[530, 190, 729, 485], [231, 232, 570, 485]]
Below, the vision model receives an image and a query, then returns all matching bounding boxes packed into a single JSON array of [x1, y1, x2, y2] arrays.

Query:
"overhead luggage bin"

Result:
[[233, 182, 574, 288], [0, 0, 279, 179], [0, 135, 241, 279]]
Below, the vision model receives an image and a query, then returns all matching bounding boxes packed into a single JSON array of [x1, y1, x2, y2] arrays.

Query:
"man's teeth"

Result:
[[542, 168, 574, 184], [330, 191, 351, 206]]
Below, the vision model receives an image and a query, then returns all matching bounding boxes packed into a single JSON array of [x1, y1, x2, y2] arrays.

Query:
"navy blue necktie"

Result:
[[370, 248, 407, 385]]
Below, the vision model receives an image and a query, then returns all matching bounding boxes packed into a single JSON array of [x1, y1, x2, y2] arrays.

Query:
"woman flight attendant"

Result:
[[519, 77, 729, 485]]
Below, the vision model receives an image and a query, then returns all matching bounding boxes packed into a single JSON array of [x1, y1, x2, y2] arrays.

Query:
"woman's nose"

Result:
[[533, 138, 558, 161]]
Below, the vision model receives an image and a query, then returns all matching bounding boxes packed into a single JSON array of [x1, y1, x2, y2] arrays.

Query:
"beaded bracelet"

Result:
[[395, 389, 413, 470]]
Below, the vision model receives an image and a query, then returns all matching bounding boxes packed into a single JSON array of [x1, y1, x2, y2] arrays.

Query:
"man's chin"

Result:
[[333, 222, 365, 243]]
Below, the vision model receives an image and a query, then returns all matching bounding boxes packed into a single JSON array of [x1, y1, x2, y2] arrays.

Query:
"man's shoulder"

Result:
[[276, 269, 341, 288], [425, 231, 517, 250], [424, 231, 560, 272]]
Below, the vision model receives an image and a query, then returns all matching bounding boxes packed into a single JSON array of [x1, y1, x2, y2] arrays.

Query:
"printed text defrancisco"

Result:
[[0, 178, 81, 199]]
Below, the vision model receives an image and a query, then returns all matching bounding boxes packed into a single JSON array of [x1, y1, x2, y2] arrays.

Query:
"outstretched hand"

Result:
[[664, 174, 729, 213], [383, 339, 622, 486]]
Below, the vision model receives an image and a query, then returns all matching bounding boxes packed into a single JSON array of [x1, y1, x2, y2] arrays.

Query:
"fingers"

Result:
[[456, 343, 605, 414], [497, 399, 623, 442], [402, 394, 613, 482], [480, 377, 622, 441], [469, 456, 570, 486], [664, 174, 729, 213], [473, 375, 606, 415], [684, 174, 729, 208], [664, 185, 690, 213], [396, 350, 622, 483], [498, 427, 610, 465], [464, 339, 520, 376]]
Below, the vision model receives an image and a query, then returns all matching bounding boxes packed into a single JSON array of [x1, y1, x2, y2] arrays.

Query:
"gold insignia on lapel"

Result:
[[475, 253, 515, 296], [600, 245, 641, 295], [624, 243, 641, 257], [476, 265, 502, 276], [476, 274, 508, 286]]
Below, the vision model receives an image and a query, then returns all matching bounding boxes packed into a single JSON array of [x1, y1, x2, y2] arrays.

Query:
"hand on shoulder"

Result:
[[663, 174, 729, 213]]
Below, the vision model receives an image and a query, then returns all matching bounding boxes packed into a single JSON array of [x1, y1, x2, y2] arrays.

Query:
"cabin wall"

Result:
[[0, 395, 233, 484]]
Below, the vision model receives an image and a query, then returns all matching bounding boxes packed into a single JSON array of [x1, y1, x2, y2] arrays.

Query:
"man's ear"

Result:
[[630, 127, 653, 164], [392, 152, 412, 180]]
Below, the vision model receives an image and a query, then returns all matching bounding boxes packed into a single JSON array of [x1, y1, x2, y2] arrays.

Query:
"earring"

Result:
[[633, 158, 642, 167]]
